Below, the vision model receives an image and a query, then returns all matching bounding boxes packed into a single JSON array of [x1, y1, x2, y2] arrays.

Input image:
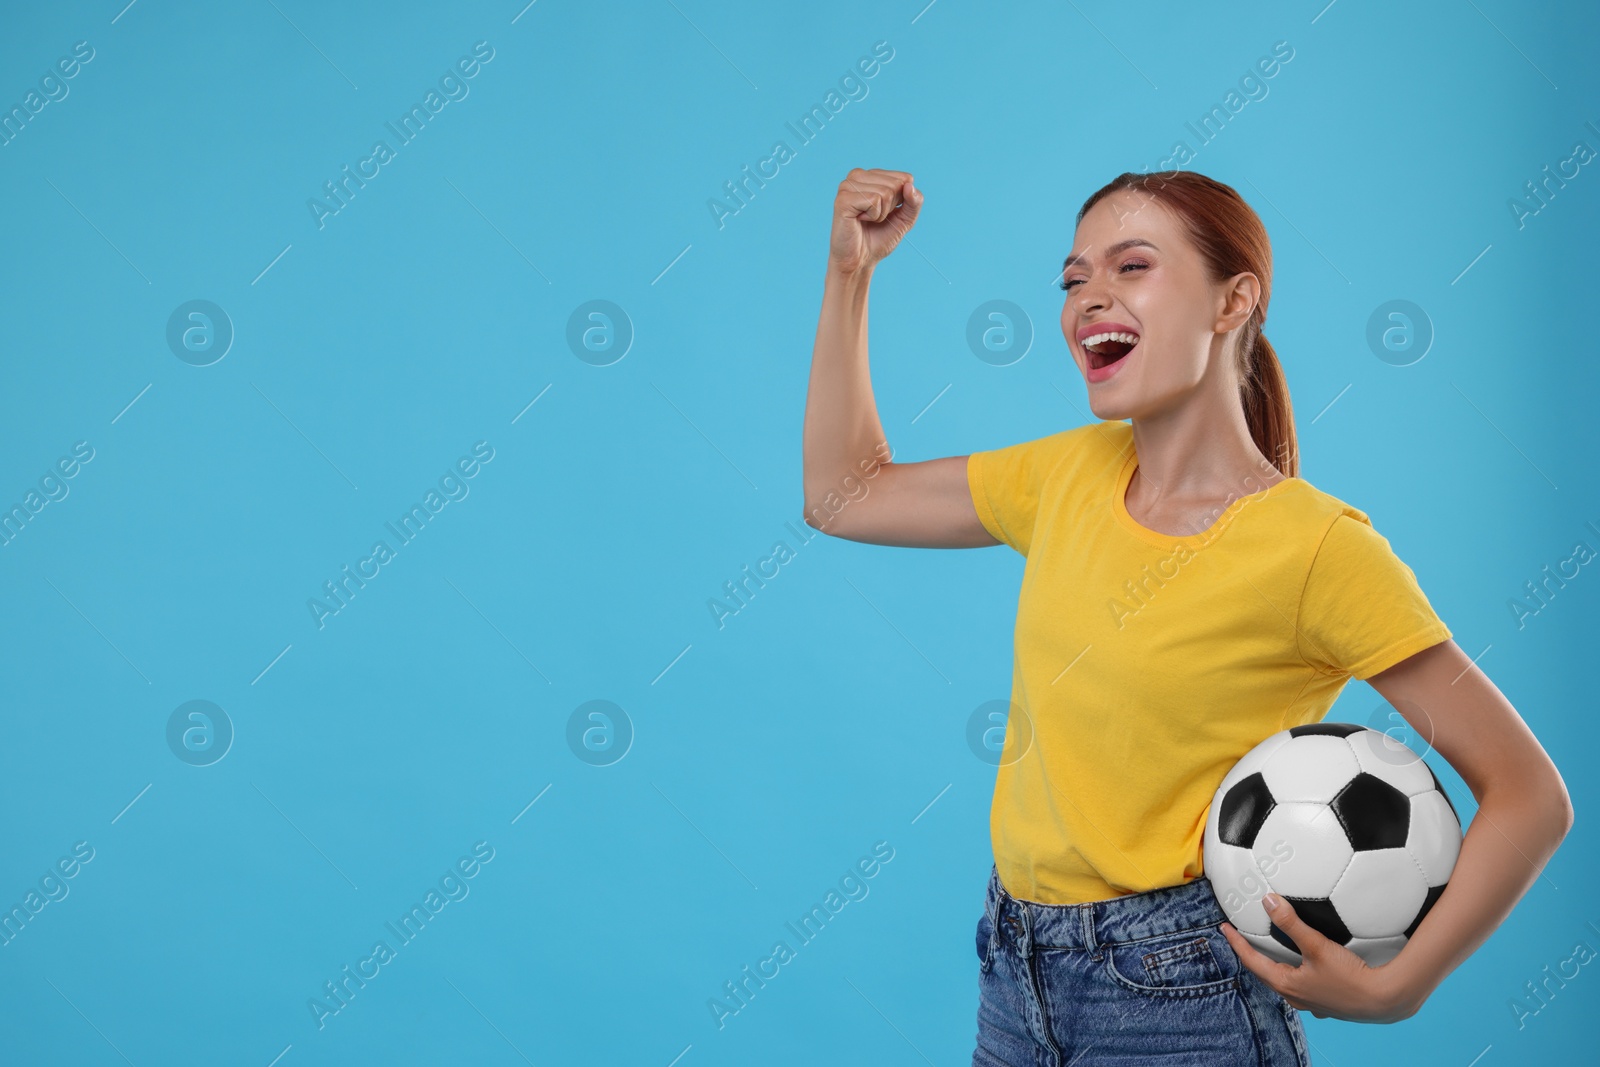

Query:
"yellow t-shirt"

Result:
[[966, 419, 1453, 905]]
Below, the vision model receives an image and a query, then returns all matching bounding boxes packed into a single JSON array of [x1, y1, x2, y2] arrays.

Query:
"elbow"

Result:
[[801, 499, 839, 538], [802, 481, 861, 538], [1553, 782, 1575, 837], [1541, 763, 1575, 836], [1529, 778, 1575, 849], [1481, 769, 1573, 841]]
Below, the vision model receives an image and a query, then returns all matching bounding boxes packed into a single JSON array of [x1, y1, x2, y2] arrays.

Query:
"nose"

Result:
[[1071, 273, 1111, 319]]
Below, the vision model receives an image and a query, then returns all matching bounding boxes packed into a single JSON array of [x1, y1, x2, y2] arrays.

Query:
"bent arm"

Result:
[[1367, 640, 1574, 1016], [800, 266, 996, 548]]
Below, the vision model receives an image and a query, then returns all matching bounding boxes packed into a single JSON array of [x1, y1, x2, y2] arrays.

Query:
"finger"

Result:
[[838, 178, 898, 223], [856, 167, 913, 187], [866, 176, 921, 228], [887, 178, 923, 226], [863, 175, 912, 223], [1220, 922, 1294, 992], [841, 171, 914, 222], [840, 171, 902, 209], [1262, 894, 1332, 960]]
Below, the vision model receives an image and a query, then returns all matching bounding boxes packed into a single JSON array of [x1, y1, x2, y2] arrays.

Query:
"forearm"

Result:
[[801, 266, 892, 514], [1382, 784, 1572, 1013]]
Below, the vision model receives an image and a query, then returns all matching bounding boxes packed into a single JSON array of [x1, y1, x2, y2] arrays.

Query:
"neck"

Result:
[[1126, 392, 1284, 502]]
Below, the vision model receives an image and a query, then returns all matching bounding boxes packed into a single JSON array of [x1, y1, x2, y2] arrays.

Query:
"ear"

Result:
[[1214, 272, 1261, 334]]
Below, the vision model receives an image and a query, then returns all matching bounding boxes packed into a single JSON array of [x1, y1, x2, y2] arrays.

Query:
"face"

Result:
[[1060, 189, 1256, 422]]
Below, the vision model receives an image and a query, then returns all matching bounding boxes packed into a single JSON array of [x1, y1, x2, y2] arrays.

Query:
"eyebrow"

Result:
[[1062, 238, 1159, 273]]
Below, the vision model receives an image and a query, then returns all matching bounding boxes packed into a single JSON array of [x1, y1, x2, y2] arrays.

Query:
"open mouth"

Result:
[[1082, 330, 1139, 369]]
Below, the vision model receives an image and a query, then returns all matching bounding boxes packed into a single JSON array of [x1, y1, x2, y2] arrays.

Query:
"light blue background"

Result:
[[1, 1, 1595, 1063]]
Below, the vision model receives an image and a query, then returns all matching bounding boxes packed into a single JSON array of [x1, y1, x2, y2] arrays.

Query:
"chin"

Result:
[[1085, 392, 1134, 423], [1086, 398, 1112, 420]]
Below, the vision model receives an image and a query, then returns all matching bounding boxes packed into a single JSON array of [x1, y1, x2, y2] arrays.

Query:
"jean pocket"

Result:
[[1102, 928, 1237, 997]]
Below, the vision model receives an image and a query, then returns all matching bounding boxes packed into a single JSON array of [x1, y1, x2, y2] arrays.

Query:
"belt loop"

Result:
[[1081, 902, 1100, 960], [985, 872, 1002, 964]]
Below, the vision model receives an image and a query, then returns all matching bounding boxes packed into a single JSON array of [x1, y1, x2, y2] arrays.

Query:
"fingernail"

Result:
[[1264, 892, 1281, 910]]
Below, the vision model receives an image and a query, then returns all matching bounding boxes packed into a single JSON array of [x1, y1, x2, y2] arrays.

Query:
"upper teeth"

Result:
[[1083, 331, 1139, 347]]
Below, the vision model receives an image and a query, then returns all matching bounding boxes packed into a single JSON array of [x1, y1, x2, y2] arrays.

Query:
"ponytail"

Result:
[[1241, 317, 1298, 478]]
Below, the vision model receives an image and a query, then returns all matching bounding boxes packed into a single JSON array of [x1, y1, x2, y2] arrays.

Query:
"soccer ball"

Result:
[[1202, 722, 1463, 968]]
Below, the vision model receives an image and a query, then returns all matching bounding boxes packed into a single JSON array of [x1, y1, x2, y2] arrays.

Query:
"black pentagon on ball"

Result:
[[1268, 896, 1352, 955], [1330, 772, 1412, 850], [1289, 721, 1365, 738], [1218, 772, 1275, 848], [1404, 883, 1447, 939]]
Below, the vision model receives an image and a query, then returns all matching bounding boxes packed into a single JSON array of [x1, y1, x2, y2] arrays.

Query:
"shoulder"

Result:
[[1264, 475, 1374, 545], [1274, 481, 1429, 589], [966, 421, 1119, 553]]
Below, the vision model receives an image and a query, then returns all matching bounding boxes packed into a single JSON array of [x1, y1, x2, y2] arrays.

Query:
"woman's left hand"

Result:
[[1220, 893, 1421, 1023]]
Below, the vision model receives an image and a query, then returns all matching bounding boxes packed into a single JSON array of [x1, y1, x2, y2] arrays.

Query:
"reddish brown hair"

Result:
[[1075, 171, 1298, 478]]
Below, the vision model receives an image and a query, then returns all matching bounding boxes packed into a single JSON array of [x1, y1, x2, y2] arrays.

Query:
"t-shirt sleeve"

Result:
[[1297, 513, 1453, 680], [966, 431, 1071, 556]]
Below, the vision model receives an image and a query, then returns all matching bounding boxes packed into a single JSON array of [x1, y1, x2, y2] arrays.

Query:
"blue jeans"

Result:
[[972, 865, 1311, 1066]]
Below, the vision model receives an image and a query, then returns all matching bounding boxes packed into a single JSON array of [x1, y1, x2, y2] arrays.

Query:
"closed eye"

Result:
[[1059, 260, 1150, 291]]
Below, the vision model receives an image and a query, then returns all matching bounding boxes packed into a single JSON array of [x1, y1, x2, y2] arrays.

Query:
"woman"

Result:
[[801, 168, 1573, 1065]]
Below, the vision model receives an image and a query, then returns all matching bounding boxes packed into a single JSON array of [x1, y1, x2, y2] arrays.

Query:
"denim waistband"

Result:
[[985, 865, 1228, 951]]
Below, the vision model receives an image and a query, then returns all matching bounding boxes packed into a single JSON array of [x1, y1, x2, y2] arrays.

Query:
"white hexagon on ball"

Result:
[[1261, 735, 1360, 804], [1253, 802, 1353, 899]]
